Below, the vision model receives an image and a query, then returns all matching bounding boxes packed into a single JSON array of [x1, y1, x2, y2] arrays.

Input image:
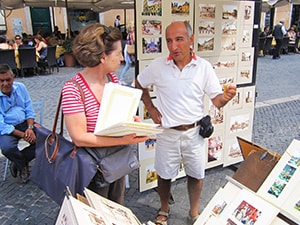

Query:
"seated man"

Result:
[[0, 64, 36, 183]]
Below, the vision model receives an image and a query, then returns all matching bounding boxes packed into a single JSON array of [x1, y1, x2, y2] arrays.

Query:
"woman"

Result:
[[61, 24, 148, 204], [119, 22, 135, 85], [0, 35, 12, 50], [34, 34, 48, 61]]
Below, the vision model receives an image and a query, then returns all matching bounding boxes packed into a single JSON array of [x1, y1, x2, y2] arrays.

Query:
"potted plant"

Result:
[[62, 38, 76, 67]]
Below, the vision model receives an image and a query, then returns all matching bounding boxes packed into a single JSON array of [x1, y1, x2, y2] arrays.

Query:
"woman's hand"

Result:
[[122, 133, 149, 144]]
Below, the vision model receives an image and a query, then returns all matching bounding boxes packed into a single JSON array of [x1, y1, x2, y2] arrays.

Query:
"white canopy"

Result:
[[0, 0, 134, 12]]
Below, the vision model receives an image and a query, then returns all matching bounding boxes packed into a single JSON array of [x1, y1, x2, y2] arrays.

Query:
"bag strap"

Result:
[[46, 79, 85, 163], [47, 75, 111, 162]]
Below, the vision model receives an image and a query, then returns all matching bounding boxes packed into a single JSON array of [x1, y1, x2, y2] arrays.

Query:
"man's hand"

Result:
[[148, 106, 162, 125], [23, 129, 36, 144], [223, 84, 237, 101]]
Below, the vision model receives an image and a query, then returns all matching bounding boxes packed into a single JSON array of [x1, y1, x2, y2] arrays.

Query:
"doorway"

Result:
[[30, 7, 51, 36]]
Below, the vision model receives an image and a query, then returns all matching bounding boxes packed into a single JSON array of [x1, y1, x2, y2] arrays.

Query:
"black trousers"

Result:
[[273, 38, 283, 58], [0, 121, 36, 171]]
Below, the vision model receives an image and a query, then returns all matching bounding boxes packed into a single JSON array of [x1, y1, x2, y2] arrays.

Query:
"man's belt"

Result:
[[170, 120, 201, 131]]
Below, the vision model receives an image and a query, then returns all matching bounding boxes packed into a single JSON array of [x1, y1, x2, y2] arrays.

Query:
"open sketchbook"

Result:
[[55, 188, 155, 225], [94, 82, 163, 137]]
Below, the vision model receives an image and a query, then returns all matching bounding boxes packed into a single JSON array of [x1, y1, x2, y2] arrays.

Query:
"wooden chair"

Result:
[[0, 49, 19, 77], [2, 99, 44, 181], [288, 36, 300, 53], [18, 47, 39, 77]]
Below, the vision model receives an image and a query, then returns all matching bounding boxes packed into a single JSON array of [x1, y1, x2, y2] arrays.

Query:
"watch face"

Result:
[[28, 125, 34, 129]]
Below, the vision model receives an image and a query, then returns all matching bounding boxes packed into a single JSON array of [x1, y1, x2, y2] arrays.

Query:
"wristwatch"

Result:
[[28, 125, 34, 129]]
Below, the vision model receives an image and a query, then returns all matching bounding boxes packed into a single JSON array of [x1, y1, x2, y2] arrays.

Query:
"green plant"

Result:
[[62, 38, 74, 54]]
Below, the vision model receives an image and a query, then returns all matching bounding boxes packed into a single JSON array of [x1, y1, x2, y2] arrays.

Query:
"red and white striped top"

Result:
[[61, 73, 119, 132]]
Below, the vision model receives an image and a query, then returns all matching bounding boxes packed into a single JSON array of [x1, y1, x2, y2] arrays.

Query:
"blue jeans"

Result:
[[0, 121, 36, 170]]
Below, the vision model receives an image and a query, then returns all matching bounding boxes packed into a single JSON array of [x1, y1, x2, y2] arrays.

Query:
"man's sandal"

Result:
[[154, 210, 169, 225]]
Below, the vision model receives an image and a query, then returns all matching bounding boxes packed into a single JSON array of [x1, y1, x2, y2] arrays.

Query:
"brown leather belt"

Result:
[[170, 120, 201, 131]]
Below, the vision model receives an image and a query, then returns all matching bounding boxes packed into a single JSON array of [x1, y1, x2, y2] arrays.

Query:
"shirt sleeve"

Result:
[[61, 81, 84, 115], [0, 114, 15, 135]]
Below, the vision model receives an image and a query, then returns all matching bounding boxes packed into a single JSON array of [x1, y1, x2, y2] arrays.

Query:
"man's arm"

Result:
[[135, 79, 162, 125]]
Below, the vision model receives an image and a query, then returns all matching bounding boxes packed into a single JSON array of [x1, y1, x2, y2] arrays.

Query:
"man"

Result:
[[272, 19, 287, 59], [0, 64, 36, 183], [114, 15, 121, 29], [136, 21, 236, 225]]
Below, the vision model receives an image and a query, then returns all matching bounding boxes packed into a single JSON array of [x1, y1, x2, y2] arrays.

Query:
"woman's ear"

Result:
[[100, 56, 105, 64]]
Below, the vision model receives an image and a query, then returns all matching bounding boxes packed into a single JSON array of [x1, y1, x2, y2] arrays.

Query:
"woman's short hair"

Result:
[[72, 24, 122, 67]]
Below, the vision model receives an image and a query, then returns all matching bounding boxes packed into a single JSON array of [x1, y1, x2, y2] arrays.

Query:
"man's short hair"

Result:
[[280, 18, 285, 23], [0, 64, 14, 76]]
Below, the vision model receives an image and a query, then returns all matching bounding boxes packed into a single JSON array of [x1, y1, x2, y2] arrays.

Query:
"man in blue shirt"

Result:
[[0, 64, 36, 183]]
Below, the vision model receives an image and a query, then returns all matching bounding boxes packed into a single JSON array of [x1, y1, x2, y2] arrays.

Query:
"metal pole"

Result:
[[65, 0, 71, 38]]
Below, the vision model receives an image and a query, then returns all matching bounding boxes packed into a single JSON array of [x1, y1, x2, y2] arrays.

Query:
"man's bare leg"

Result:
[[155, 175, 171, 223], [187, 176, 203, 218]]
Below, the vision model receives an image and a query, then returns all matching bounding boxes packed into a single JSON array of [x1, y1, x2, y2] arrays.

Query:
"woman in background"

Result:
[[119, 22, 135, 86]]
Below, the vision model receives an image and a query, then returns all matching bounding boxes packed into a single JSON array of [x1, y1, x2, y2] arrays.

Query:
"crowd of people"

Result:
[[0, 20, 237, 225], [259, 19, 300, 58], [0, 25, 68, 72]]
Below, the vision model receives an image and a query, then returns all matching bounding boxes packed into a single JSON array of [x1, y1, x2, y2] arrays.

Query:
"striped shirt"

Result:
[[61, 73, 119, 132]]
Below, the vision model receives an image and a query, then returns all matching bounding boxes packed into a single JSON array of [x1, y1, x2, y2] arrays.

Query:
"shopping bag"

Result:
[[127, 44, 135, 55], [30, 123, 98, 205]]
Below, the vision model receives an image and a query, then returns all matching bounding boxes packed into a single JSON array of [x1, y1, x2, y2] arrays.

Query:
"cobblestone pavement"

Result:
[[0, 53, 300, 225]]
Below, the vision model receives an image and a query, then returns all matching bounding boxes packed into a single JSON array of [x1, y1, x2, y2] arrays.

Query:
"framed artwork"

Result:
[[171, 0, 191, 17], [227, 87, 243, 110], [239, 25, 253, 48], [222, 4, 238, 20], [242, 86, 255, 109], [208, 55, 237, 75], [205, 97, 226, 130], [206, 128, 225, 169], [221, 36, 236, 52], [240, 1, 255, 25], [219, 189, 279, 225], [257, 139, 300, 223], [198, 3, 216, 19], [139, 158, 158, 192], [138, 60, 157, 97], [236, 66, 253, 85], [223, 136, 243, 166], [226, 110, 253, 136], [197, 36, 215, 52], [141, 19, 162, 36], [238, 47, 254, 67]]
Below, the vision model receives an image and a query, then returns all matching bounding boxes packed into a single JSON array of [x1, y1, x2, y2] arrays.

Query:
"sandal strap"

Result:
[[157, 210, 169, 218], [155, 209, 169, 225]]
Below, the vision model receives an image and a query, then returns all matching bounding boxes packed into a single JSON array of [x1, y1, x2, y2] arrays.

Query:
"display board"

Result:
[[135, 0, 258, 192]]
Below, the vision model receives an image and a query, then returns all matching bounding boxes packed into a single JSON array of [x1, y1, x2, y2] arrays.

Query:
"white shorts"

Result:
[[155, 126, 206, 180]]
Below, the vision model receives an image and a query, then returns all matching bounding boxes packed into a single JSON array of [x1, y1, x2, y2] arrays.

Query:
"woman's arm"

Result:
[[64, 113, 148, 147]]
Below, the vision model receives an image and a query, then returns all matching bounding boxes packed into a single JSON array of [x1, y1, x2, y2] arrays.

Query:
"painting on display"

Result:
[[139, 157, 157, 192], [257, 139, 300, 222], [135, 0, 256, 192], [206, 128, 225, 168]]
